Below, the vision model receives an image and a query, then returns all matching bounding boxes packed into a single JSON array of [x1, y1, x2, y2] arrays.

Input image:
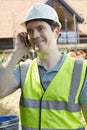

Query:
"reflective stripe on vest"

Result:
[[20, 97, 80, 112], [69, 58, 84, 103], [21, 125, 85, 130], [19, 57, 86, 130]]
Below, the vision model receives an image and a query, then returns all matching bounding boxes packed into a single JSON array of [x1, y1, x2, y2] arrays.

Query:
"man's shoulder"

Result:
[[18, 59, 32, 73]]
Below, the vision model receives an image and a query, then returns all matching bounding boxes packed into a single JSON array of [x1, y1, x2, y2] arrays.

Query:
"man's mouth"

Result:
[[33, 39, 44, 45]]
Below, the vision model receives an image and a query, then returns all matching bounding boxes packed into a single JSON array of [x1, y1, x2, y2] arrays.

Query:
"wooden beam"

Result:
[[0, 44, 87, 53], [58, 43, 87, 50]]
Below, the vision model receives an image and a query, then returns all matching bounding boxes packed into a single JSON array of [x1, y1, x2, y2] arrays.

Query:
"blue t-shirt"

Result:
[[13, 54, 87, 104]]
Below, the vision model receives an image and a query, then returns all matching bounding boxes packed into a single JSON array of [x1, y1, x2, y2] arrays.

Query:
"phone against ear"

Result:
[[23, 35, 30, 46]]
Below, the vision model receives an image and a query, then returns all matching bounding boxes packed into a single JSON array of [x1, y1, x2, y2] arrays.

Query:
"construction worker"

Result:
[[0, 3, 87, 130]]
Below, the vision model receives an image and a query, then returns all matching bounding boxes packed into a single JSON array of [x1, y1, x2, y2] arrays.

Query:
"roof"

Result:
[[65, 0, 87, 35], [45, 0, 84, 23], [0, 0, 87, 38]]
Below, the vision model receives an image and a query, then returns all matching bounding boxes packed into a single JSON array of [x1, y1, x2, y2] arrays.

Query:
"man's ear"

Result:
[[54, 27, 60, 38]]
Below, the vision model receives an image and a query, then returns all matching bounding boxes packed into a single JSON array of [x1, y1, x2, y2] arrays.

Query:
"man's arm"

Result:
[[0, 51, 20, 98], [0, 32, 30, 98]]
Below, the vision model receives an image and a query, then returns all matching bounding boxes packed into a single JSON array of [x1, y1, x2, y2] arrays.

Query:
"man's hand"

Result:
[[14, 32, 31, 58]]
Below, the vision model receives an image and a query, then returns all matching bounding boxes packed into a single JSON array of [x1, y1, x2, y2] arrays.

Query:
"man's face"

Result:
[[26, 20, 59, 54]]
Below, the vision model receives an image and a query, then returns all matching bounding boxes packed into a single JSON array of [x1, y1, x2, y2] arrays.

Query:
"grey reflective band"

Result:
[[22, 125, 38, 130], [20, 98, 80, 112], [21, 125, 84, 130], [69, 58, 83, 103]]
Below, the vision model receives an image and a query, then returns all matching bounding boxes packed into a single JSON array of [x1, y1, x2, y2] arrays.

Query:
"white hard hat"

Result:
[[21, 3, 61, 29]]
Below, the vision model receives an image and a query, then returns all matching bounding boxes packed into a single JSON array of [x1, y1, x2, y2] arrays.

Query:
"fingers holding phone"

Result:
[[17, 32, 31, 48], [23, 35, 30, 47], [14, 32, 31, 57]]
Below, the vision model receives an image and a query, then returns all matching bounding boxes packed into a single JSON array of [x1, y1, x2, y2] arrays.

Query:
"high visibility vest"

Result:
[[19, 56, 87, 130]]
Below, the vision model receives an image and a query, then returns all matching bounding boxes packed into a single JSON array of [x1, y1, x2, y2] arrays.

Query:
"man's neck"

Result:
[[37, 51, 62, 70]]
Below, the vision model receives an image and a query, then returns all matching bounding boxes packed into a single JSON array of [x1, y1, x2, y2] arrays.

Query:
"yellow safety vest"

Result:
[[19, 56, 86, 130]]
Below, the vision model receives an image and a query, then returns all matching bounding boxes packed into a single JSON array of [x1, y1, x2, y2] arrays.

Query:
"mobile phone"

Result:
[[23, 36, 29, 46]]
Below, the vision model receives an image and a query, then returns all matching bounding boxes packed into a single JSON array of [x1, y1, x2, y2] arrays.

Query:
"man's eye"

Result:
[[27, 29, 33, 35], [38, 27, 44, 31]]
